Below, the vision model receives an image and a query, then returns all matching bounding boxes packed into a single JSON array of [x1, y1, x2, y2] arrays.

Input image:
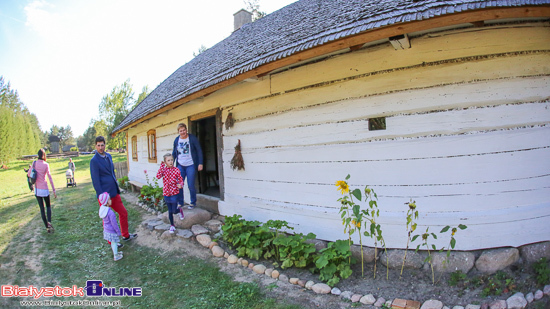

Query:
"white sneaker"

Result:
[[169, 225, 176, 233], [179, 209, 185, 220], [114, 253, 123, 261]]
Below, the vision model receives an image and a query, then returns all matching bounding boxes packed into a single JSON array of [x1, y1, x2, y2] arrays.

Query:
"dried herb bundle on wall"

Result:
[[230, 139, 245, 171]]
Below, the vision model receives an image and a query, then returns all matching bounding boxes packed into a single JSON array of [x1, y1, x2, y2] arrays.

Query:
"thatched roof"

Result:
[[113, 0, 549, 134]]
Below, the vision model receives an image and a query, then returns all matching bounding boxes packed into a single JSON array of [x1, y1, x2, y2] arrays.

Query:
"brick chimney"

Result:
[[233, 9, 252, 31]]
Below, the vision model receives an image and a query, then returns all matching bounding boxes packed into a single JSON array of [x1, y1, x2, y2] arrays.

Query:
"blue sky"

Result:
[[0, 0, 297, 136]]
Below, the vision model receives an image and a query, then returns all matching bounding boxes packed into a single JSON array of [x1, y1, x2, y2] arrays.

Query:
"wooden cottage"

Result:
[[112, 0, 550, 250]]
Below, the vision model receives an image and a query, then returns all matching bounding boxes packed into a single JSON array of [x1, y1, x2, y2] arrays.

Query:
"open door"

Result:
[[189, 109, 224, 206]]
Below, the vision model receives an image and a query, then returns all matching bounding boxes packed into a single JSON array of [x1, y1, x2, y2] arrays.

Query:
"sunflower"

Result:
[[335, 180, 349, 194]]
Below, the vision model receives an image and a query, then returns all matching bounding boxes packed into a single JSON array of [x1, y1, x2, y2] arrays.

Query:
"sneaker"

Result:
[[117, 243, 124, 249], [179, 208, 185, 220], [123, 233, 138, 241], [187, 204, 195, 210], [47, 223, 55, 233], [114, 253, 123, 261], [169, 226, 176, 233]]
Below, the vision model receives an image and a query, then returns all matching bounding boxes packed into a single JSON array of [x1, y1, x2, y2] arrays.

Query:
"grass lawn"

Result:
[[0, 154, 298, 308]]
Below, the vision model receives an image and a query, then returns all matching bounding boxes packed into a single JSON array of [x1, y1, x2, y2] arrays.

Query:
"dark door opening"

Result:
[[192, 116, 220, 198]]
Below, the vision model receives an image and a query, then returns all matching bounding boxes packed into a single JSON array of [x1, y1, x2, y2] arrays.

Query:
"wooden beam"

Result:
[[112, 6, 550, 136], [189, 108, 218, 121]]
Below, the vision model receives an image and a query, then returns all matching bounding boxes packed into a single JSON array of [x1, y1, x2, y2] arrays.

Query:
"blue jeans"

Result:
[[164, 195, 178, 226], [177, 164, 197, 206]]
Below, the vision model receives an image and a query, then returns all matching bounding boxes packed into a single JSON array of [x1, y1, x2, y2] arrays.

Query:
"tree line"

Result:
[[0, 76, 43, 164], [0, 76, 149, 164]]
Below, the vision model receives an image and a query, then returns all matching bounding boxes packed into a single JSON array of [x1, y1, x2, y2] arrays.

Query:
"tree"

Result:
[[193, 45, 208, 57], [0, 76, 42, 164], [244, 0, 266, 21]]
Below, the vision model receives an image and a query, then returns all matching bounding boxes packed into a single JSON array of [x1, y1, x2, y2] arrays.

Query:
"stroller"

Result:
[[66, 169, 77, 187]]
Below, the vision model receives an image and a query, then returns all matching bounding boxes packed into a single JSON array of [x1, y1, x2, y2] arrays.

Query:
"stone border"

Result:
[[139, 215, 550, 309]]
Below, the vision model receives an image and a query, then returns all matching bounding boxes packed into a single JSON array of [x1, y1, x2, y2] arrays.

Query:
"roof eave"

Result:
[[111, 5, 550, 137]]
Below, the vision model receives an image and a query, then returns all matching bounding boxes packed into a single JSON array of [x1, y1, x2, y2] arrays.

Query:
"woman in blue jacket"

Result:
[[172, 123, 203, 209]]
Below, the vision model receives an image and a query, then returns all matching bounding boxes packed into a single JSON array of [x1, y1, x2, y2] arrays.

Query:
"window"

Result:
[[147, 130, 157, 162], [368, 117, 386, 131], [131, 136, 138, 161]]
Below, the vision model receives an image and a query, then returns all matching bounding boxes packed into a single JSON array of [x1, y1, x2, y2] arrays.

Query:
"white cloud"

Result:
[[2, 0, 297, 136]]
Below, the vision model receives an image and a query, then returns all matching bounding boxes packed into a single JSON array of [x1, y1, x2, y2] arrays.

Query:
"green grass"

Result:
[[0, 154, 298, 308]]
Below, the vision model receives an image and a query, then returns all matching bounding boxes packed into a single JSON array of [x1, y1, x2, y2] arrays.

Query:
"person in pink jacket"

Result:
[[98, 192, 123, 261], [28, 149, 57, 233]]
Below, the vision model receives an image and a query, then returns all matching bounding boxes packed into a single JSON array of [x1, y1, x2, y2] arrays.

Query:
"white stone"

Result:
[[211, 246, 224, 257], [452, 307, 465, 309], [160, 230, 174, 239], [525, 292, 534, 303], [506, 292, 528, 309], [359, 294, 376, 305], [289, 278, 299, 285], [340, 291, 353, 300], [253, 264, 267, 274], [227, 255, 238, 264], [278, 274, 289, 283], [224, 252, 229, 259], [475, 248, 520, 274], [305, 280, 315, 290], [203, 219, 223, 232], [265, 268, 273, 277], [421, 299, 444, 309], [488, 300, 506, 309], [241, 259, 248, 267], [374, 297, 386, 307], [191, 224, 209, 235], [465, 305, 480, 309], [534, 290, 543, 300], [330, 287, 341, 295], [311, 283, 331, 294], [271, 270, 280, 279], [196, 234, 211, 247], [176, 229, 193, 238], [351, 294, 362, 303], [544, 285, 550, 296]]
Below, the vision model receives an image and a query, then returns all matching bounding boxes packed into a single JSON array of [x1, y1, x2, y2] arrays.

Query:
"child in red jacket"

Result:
[[156, 153, 184, 233]]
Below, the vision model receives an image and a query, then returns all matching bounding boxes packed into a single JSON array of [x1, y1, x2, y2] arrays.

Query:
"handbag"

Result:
[[29, 161, 38, 184]]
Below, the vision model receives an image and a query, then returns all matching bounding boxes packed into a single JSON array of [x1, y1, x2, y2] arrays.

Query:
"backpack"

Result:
[[29, 161, 38, 184]]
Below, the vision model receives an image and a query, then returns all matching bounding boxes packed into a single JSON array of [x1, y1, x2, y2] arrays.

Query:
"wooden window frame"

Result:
[[131, 136, 138, 161], [147, 130, 157, 163]]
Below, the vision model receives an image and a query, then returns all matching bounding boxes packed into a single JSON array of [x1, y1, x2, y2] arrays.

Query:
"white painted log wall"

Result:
[[125, 22, 550, 250], [219, 24, 550, 250]]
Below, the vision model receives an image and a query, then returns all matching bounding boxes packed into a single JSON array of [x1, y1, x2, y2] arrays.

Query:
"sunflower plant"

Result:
[[401, 199, 419, 279], [361, 186, 389, 279], [337, 175, 373, 278]]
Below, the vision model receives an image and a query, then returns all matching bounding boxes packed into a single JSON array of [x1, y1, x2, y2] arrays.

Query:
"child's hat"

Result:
[[98, 192, 110, 218], [98, 192, 110, 206]]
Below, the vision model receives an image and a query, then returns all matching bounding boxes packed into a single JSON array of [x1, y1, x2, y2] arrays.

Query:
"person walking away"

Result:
[[68, 158, 75, 174], [90, 136, 137, 241], [28, 149, 56, 233], [172, 123, 203, 209], [98, 192, 123, 261], [156, 153, 184, 233]]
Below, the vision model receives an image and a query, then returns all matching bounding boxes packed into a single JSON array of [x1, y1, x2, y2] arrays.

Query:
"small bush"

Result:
[[533, 257, 550, 286]]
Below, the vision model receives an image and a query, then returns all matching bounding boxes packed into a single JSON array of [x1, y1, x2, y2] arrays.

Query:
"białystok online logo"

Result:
[[1, 280, 142, 299]]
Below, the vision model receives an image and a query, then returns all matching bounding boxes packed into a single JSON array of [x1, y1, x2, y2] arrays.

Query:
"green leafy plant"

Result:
[[118, 176, 130, 190], [139, 170, 164, 211], [401, 199, 418, 279], [439, 224, 468, 267], [448, 270, 467, 286], [480, 271, 516, 297], [413, 227, 437, 284], [273, 232, 317, 269], [533, 257, 550, 286], [337, 175, 367, 276], [222, 215, 268, 260], [315, 240, 354, 286], [361, 186, 388, 279], [336, 176, 354, 266]]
